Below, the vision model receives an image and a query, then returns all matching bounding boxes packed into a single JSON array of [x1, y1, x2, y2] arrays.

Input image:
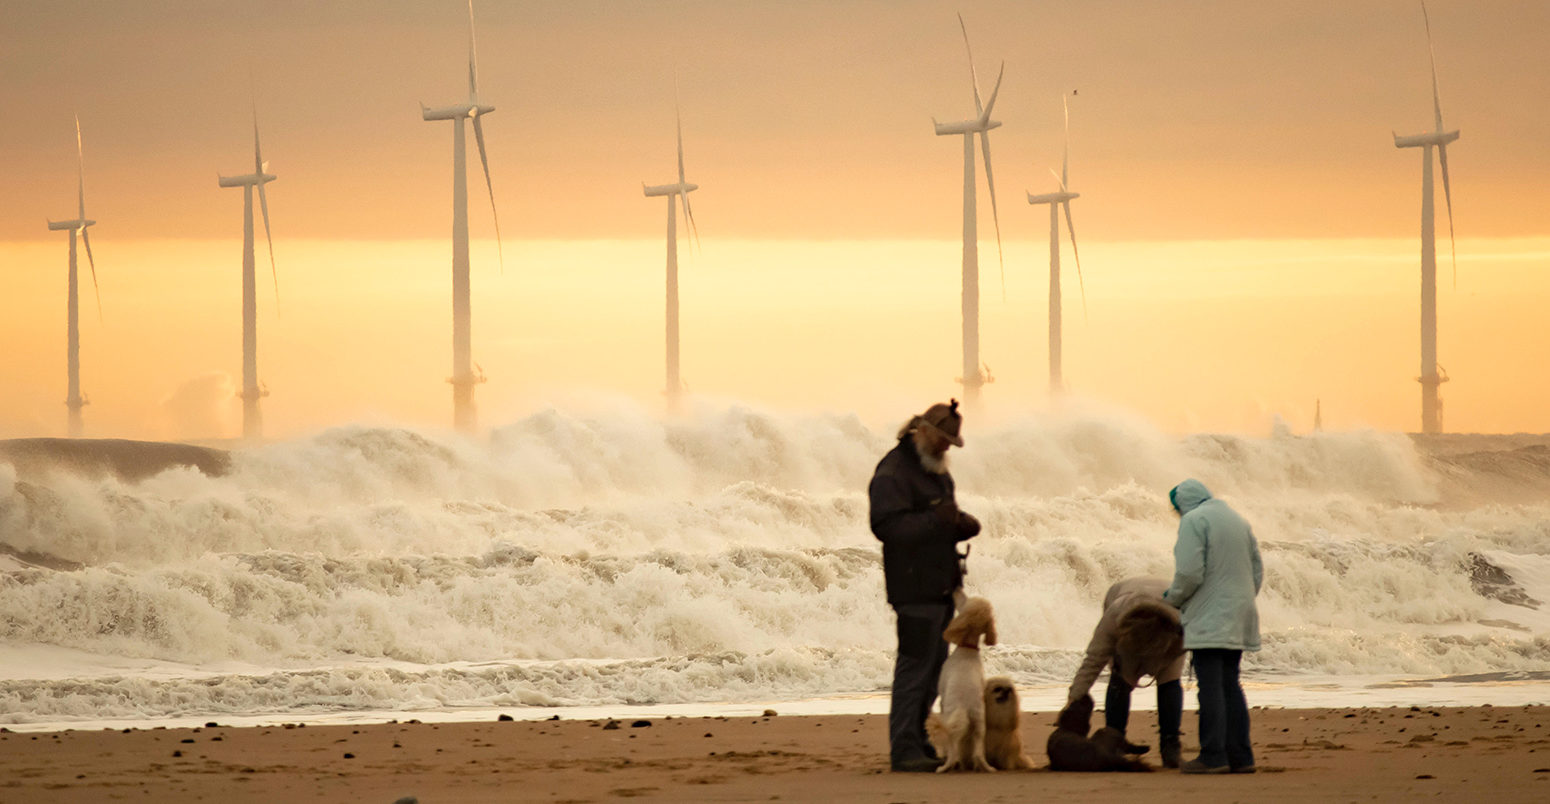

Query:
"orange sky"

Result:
[[2, 2, 1549, 438]]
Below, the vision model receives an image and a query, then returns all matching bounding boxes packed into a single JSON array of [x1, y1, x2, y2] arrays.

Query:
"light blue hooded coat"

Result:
[[1162, 479, 1263, 651]]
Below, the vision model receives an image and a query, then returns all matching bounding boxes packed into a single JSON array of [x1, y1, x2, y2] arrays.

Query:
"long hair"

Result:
[[1114, 602, 1184, 681]]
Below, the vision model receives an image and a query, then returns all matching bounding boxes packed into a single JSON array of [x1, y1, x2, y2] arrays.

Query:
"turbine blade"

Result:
[[1062, 93, 1071, 189], [1063, 200, 1087, 324], [1049, 166, 1065, 191], [980, 61, 1005, 122], [1438, 143, 1457, 290], [82, 227, 102, 323], [682, 192, 700, 250], [467, 0, 479, 102], [1422, 0, 1444, 131], [957, 13, 983, 115], [980, 131, 1004, 301], [252, 111, 264, 174], [75, 115, 86, 219], [258, 180, 280, 318], [676, 105, 686, 185], [471, 114, 505, 272]]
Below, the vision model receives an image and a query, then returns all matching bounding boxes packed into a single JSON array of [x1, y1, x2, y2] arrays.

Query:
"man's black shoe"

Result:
[[891, 756, 944, 773]]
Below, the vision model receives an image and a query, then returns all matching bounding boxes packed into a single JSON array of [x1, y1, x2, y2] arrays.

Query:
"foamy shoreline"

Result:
[[4, 674, 1546, 734]]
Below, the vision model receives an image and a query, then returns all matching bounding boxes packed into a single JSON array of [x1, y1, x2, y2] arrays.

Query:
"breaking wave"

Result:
[[1, 401, 1547, 722]]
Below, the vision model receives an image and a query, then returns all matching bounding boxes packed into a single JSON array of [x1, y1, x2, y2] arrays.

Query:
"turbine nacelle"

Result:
[[642, 181, 698, 198], [421, 102, 496, 121], [1393, 129, 1460, 149], [1026, 190, 1079, 205], [933, 117, 1001, 136], [47, 218, 95, 231], [217, 172, 278, 187]]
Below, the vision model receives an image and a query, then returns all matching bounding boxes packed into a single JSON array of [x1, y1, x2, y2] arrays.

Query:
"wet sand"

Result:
[[2, 705, 1548, 802]]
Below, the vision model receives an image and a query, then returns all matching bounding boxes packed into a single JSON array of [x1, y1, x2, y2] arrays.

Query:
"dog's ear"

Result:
[[942, 614, 967, 645]]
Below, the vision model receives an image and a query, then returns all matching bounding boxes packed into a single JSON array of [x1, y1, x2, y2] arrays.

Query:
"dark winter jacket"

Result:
[[869, 438, 969, 605]]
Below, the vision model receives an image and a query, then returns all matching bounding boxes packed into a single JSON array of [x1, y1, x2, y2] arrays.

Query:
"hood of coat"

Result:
[[1169, 478, 1213, 515]]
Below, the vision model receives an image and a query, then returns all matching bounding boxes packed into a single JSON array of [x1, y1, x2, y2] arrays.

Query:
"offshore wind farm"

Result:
[[2, 3, 1550, 799]]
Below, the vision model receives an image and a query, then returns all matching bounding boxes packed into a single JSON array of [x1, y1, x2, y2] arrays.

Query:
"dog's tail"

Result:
[[924, 709, 968, 759]]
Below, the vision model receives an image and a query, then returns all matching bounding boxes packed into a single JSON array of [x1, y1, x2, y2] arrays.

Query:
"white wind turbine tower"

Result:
[[932, 14, 1005, 405], [1026, 95, 1086, 396], [422, 0, 503, 434], [641, 105, 700, 414], [46, 116, 102, 438], [218, 111, 279, 442], [1393, 0, 1459, 435]]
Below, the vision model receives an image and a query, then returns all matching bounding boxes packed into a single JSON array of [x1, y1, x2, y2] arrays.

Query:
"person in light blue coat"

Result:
[[1162, 478, 1263, 775]]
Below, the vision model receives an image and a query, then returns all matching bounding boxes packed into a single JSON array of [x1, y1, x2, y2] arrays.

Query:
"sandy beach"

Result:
[[2, 705, 1547, 802]]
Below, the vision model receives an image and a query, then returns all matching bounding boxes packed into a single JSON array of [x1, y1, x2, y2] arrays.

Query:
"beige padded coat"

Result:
[[1067, 577, 1186, 704]]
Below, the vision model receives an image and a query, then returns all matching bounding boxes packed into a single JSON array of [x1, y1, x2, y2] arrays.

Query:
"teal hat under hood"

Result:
[[1169, 479, 1212, 514]]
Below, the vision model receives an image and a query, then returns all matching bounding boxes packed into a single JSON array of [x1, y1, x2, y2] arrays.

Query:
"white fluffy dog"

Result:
[[924, 596, 998, 772]]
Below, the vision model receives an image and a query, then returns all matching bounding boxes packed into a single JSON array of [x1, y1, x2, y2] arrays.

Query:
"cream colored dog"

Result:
[[982, 675, 1035, 770], [924, 596, 997, 773]]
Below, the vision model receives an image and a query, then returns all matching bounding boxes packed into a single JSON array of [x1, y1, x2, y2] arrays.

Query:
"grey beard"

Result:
[[913, 439, 950, 474]]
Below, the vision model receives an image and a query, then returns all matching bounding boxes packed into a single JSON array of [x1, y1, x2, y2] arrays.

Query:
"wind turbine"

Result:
[[218, 110, 279, 442], [421, 0, 502, 434], [641, 105, 699, 414], [46, 116, 101, 438], [932, 14, 1005, 405], [1026, 94, 1086, 396], [1393, 0, 1459, 435]]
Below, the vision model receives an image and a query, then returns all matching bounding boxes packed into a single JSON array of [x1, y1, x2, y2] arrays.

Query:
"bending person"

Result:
[[1067, 577, 1186, 769]]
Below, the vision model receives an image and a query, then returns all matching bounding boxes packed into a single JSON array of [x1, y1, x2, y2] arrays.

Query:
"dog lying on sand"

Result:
[[925, 597, 997, 772], [982, 675, 1035, 770], [1046, 694, 1152, 772]]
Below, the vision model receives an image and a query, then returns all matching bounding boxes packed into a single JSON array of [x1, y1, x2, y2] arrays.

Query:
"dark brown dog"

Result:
[[1045, 694, 1152, 772]]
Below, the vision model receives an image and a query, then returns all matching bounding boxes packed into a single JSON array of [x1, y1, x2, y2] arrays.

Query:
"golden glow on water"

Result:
[[2, 237, 1546, 439]]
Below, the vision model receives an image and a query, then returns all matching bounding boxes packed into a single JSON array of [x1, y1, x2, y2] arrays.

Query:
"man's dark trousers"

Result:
[[1104, 655, 1183, 740], [1191, 648, 1253, 768], [889, 602, 953, 764]]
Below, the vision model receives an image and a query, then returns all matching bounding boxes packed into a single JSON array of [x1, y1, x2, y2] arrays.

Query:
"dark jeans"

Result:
[[888, 602, 953, 764], [1104, 655, 1182, 742], [1191, 648, 1254, 768]]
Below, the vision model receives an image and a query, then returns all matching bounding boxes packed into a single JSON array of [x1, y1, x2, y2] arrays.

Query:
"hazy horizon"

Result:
[[4, 1, 1549, 439]]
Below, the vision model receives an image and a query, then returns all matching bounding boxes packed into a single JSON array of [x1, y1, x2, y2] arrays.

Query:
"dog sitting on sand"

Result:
[[982, 675, 1035, 770], [1046, 694, 1152, 772], [925, 596, 997, 772]]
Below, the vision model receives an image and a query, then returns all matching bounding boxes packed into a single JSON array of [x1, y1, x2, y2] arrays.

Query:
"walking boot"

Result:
[[1160, 735, 1182, 769]]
